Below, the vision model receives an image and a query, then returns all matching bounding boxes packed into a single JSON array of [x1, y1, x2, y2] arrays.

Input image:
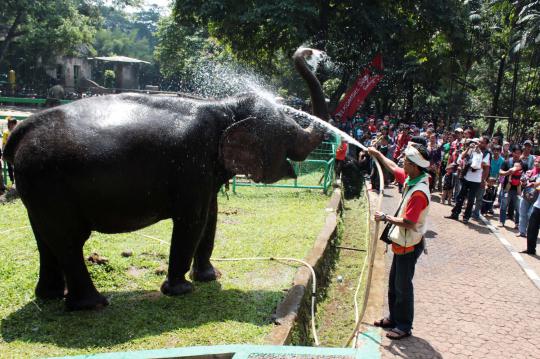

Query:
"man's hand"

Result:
[[374, 211, 387, 222], [367, 147, 379, 157]]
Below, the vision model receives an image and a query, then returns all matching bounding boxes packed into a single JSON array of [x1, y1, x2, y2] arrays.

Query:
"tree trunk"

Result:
[[0, 10, 25, 66], [508, 52, 520, 140], [405, 80, 414, 122], [316, 0, 330, 50], [488, 55, 506, 135]]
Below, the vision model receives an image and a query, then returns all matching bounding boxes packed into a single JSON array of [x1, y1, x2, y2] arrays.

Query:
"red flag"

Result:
[[333, 54, 384, 121]]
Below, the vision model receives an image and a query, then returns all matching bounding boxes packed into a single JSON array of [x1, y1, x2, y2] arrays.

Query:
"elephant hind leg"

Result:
[[29, 211, 107, 311], [30, 216, 66, 300], [58, 229, 109, 311]]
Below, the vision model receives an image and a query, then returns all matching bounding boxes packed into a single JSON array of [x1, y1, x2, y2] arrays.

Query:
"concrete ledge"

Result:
[[265, 188, 342, 345]]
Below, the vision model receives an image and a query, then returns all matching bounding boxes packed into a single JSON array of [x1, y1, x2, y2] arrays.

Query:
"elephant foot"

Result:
[[190, 265, 222, 282], [160, 279, 193, 296], [65, 292, 109, 311], [35, 282, 66, 300]]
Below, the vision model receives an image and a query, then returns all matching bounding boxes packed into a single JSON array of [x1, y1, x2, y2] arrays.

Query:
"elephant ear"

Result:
[[220, 117, 266, 182]]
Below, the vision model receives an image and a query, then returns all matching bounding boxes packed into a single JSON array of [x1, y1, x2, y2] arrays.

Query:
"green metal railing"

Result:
[[231, 138, 339, 194], [0, 96, 72, 106]]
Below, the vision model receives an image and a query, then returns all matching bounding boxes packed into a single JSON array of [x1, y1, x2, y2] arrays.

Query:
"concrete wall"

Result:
[[45, 56, 92, 90], [114, 63, 138, 89]]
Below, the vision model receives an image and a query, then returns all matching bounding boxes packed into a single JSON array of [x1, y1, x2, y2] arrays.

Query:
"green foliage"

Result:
[[104, 69, 116, 87], [1, 0, 97, 63]]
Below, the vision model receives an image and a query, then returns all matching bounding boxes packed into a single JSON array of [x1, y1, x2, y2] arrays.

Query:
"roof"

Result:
[[90, 56, 151, 64]]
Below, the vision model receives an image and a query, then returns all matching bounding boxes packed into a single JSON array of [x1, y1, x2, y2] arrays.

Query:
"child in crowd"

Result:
[[506, 162, 523, 195], [441, 163, 456, 205], [481, 177, 498, 215]]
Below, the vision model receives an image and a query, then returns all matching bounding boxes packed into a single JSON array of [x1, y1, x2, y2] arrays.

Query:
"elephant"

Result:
[[3, 47, 330, 311]]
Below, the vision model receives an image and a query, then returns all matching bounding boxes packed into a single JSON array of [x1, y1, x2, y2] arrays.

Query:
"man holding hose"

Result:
[[368, 141, 431, 340]]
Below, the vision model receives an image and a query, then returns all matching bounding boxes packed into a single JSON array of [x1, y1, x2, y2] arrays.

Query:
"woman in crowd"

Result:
[[518, 156, 540, 237]]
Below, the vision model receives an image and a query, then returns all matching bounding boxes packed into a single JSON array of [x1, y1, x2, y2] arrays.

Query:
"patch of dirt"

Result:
[[140, 252, 167, 260], [219, 208, 239, 215], [127, 266, 147, 277], [222, 218, 241, 225]]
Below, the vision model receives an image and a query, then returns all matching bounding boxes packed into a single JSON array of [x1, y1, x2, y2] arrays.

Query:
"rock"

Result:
[[121, 250, 133, 257], [155, 265, 167, 276], [87, 252, 109, 265]]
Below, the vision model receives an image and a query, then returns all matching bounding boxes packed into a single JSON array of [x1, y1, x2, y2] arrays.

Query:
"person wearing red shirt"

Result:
[[368, 142, 431, 340], [335, 138, 348, 178]]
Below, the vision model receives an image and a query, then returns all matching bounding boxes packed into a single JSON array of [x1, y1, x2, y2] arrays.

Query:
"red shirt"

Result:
[[392, 168, 429, 224], [336, 142, 348, 160], [393, 133, 410, 159]]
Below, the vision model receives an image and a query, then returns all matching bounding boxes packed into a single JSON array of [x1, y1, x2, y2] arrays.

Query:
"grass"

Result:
[[315, 194, 370, 347], [0, 187, 329, 358]]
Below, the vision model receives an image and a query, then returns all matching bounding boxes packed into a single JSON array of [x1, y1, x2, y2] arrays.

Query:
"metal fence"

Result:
[[231, 137, 339, 194]]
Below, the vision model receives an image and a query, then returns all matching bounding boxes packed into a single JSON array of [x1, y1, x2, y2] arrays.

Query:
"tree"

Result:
[[0, 0, 97, 67]]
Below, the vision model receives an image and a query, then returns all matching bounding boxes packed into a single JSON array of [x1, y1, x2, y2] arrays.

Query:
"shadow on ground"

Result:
[[383, 335, 442, 358], [1, 283, 282, 349]]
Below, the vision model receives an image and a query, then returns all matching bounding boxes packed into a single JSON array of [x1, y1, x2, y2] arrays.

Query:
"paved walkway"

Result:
[[371, 185, 540, 359]]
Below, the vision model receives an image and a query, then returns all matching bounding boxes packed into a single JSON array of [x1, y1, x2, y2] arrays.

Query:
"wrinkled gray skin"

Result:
[[3, 48, 329, 311]]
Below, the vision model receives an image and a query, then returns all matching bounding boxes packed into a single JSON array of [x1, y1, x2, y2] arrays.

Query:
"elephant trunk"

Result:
[[288, 47, 330, 161], [293, 48, 330, 122]]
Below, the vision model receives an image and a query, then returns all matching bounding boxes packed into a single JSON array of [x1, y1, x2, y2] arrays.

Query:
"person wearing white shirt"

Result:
[[445, 138, 486, 224]]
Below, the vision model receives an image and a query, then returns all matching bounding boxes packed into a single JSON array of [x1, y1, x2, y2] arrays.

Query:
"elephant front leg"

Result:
[[161, 215, 206, 296], [191, 196, 221, 282]]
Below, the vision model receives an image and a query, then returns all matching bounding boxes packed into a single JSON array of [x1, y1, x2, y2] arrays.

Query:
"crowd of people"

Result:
[[336, 113, 540, 255]]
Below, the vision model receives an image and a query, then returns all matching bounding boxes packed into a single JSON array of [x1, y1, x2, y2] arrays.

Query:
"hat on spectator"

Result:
[[524, 140, 533, 146], [455, 127, 464, 133]]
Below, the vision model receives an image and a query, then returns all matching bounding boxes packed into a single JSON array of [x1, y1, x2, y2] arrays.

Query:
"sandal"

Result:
[[374, 318, 394, 328], [386, 328, 411, 340]]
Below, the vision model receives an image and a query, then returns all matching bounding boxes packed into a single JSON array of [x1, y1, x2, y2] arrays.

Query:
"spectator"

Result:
[[0, 146, 4, 195], [335, 138, 348, 178], [393, 125, 411, 162], [427, 133, 441, 192], [445, 138, 489, 224], [441, 163, 456, 205], [482, 177, 498, 215], [524, 177, 540, 255], [522, 140, 535, 169], [501, 141, 511, 160], [517, 156, 540, 237], [2, 117, 17, 185], [450, 128, 464, 201], [368, 117, 377, 137], [490, 145, 505, 179], [472, 136, 491, 219], [499, 145, 528, 228]]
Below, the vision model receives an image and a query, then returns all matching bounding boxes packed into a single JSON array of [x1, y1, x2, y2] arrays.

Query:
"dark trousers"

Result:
[[7, 163, 14, 183], [527, 207, 540, 254], [451, 179, 480, 220], [388, 239, 425, 333]]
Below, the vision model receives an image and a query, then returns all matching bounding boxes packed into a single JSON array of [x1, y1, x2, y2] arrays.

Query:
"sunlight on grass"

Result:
[[0, 187, 328, 357]]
